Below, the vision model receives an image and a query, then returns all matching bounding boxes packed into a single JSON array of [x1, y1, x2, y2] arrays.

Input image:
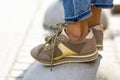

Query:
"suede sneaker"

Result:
[[50, 23, 103, 50], [92, 24, 103, 50], [31, 24, 99, 70]]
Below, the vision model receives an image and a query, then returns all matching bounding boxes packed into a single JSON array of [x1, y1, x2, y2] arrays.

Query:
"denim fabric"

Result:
[[62, 0, 114, 22]]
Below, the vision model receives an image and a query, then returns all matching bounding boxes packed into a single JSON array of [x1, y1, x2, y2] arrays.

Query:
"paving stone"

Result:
[[23, 56, 101, 80], [18, 52, 31, 58], [0, 0, 55, 80], [9, 77, 23, 80], [16, 56, 34, 63], [0, 77, 5, 80], [10, 70, 26, 78], [13, 63, 31, 70], [97, 61, 120, 80], [114, 37, 120, 57]]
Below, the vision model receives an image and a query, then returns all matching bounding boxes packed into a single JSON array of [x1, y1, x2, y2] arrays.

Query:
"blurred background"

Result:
[[0, 0, 120, 80]]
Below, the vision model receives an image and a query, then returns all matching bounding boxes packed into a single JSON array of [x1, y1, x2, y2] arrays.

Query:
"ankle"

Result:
[[66, 29, 81, 41], [88, 22, 101, 28], [80, 20, 89, 39], [65, 22, 81, 41], [88, 6, 102, 28], [65, 26, 81, 41], [65, 21, 89, 41]]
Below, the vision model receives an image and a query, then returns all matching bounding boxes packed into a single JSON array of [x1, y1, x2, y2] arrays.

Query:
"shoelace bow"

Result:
[[37, 23, 67, 71], [50, 23, 67, 33]]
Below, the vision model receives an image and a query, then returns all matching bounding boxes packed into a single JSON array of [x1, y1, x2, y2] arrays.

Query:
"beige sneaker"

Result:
[[31, 24, 98, 70], [50, 23, 103, 50], [92, 24, 103, 50]]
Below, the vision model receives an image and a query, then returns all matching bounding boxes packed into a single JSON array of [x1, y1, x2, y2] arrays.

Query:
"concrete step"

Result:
[[23, 56, 101, 80]]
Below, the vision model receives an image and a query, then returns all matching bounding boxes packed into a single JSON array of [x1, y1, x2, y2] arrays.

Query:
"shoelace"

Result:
[[37, 23, 67, 71], [50, 23, 67, 33]]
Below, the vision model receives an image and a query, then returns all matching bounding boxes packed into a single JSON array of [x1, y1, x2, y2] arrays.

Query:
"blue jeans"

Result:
[[62, 0, 114, 22]]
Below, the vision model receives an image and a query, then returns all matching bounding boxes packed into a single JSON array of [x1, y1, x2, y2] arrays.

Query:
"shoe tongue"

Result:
[[61, 28, 70, 39]]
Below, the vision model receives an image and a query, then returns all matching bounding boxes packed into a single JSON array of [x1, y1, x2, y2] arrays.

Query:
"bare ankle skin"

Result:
[[65, 6, 102, 41], [88, 6, 102, 28], [66, 22, 81, 41], [66, 20, 88, 41]]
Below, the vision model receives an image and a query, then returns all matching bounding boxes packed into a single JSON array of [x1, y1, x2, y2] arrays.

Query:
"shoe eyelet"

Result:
[[61, 38, 64, 40], [45, 45, 50, 50], [60, 36, 64, 41]]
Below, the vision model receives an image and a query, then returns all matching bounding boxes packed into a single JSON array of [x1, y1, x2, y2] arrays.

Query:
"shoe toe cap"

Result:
[[30, 44, 43, 58], [30, 44, 51, 61]]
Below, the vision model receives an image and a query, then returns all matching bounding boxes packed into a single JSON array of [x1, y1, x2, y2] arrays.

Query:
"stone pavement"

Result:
[[0, 0, 54, 80], [0, 0, 44, 80], [1, 0, 56, 80]]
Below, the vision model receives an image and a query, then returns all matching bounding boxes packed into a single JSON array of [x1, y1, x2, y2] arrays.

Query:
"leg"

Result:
[[66, 6, 102, 41], [62, 0, 91, 41], [66, 19, 88, 41], [88, 6, 102, 28]]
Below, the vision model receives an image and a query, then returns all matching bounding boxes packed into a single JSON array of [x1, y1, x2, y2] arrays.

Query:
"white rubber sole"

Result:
[[34, 50, 99, 66]]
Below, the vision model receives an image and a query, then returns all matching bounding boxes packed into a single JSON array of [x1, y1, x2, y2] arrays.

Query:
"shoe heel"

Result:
[[97, 46, 103, 51]]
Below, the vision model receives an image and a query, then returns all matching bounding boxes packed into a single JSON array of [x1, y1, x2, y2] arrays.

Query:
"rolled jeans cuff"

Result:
[[65, 8, 92, 23], [92, 3, 114, 8]]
